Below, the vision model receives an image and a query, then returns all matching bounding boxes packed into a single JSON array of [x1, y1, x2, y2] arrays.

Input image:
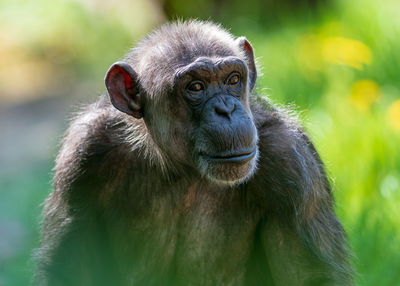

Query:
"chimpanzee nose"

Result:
[[214, 97, 235, 118]]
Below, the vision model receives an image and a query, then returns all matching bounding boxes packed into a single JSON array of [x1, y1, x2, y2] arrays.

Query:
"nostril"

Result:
[[215, 103, 235, 117], [215, 106, 226, 115]]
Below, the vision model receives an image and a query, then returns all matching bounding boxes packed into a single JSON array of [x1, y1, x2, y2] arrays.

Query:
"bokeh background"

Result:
[[1, 0, 399, 285]]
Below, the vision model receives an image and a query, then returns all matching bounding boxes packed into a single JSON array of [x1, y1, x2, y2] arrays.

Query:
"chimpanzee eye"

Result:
[[226, 73, 241, 85], [187, 81, 204, 92]]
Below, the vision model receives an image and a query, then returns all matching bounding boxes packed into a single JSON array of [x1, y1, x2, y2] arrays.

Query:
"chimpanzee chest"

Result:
[[109, 184, 259, 285]]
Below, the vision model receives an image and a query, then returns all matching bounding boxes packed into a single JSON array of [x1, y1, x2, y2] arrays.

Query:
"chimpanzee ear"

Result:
[[236, 37, 257, 91], [105, 62, 143, 118]]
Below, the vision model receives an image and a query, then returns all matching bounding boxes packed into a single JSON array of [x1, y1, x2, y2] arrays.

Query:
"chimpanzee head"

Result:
[[105, 21, 258, 185]]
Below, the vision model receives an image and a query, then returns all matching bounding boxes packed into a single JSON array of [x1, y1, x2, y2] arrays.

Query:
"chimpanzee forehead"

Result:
[[174, 56, 247, 82]]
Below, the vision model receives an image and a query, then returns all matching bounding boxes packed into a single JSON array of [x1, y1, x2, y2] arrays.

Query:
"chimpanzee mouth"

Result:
[[201, 148, 257, 164]]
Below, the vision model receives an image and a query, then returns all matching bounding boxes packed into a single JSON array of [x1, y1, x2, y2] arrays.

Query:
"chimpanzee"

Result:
[[35, 20, 353, 286]]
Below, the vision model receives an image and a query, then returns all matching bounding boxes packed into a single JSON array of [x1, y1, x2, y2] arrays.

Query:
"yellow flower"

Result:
[[322, 37, 372, 70], [388, 100, 400, 132], [297, 34, 373, 72], [350, 80, 380, 111]]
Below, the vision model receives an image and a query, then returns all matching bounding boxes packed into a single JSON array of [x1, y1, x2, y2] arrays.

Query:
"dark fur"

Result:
[[35, 21, 353, 285]]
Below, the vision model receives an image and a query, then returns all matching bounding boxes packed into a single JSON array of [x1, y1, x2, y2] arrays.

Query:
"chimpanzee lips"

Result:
[[201, 148, 256, 164]]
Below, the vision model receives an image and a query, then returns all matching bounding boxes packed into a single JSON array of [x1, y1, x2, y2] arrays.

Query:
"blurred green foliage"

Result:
[[1, 0, 399, 285]]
